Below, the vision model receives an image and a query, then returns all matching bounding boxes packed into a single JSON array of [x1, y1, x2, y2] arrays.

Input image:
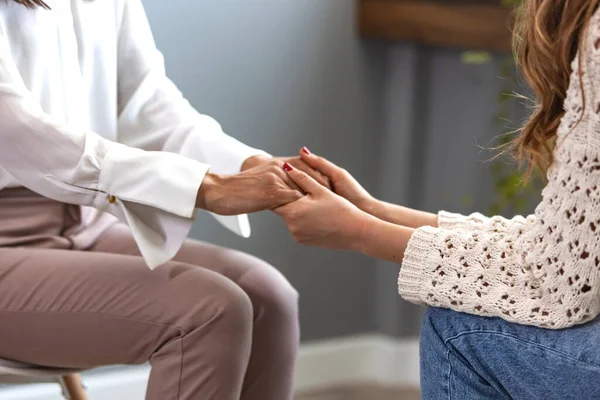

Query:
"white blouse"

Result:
[[0, 0, 267, 268]]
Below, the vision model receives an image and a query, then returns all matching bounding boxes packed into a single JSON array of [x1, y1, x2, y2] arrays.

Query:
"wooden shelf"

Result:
[[358, 0, 514, 52]]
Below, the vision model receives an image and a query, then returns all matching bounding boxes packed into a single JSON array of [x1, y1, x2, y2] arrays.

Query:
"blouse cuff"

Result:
[[99, 141, 209, 219]]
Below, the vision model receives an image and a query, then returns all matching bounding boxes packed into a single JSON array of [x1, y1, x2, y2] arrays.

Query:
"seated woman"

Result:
[[0, 1, 329, 399], [276, 1, 600, 399]]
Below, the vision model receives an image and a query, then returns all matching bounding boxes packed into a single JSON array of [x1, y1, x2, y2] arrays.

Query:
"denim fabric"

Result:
[[420, 307, 600, 399]]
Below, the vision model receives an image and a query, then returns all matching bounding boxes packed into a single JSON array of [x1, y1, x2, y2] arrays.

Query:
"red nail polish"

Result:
[[283, 162, 293, 171], [302, 146, 311, 155]]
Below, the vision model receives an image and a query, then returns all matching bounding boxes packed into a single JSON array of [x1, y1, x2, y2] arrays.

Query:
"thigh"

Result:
[[0, 246, 245, 369], [422, 307, 600, 400], [90, 223, 297, 308]]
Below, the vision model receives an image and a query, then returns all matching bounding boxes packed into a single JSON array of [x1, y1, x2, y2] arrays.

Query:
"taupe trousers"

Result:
[[0, 188, 300, 400]]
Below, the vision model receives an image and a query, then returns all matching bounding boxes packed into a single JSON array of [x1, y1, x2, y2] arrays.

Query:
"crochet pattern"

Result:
[[398, 12, 600, 329]]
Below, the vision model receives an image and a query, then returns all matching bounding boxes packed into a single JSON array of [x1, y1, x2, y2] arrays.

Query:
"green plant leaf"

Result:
[[465, 0, 539, 218], [461, 51, 492, 65], [460, 194, 474, 208], [514, 197, 529, 213]]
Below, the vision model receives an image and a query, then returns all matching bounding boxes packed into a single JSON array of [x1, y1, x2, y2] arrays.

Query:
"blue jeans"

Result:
[[420, 307, 600, 399]]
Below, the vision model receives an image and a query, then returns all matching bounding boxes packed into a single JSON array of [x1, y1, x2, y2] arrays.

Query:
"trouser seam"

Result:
[[446, 348, 452, 400], [0, 308, 190, 334], [178, 336, 184, 400], [172, 310, 224, 400]]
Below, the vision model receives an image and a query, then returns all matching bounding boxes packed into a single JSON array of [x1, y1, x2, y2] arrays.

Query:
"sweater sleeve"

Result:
[[437, 211, 530, 231], [400, 159, 600, 329], [399, 17, 600, 329], [400, 148, 600, 330]]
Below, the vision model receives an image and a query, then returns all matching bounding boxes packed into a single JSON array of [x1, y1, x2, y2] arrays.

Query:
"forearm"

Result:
[[196, 154, 272, 210], [356, 216, 416, 263], [364, 199, 438, 229]]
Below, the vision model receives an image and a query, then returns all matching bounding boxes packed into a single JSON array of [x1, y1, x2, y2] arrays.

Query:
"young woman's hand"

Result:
[[274, 162, 375, 251], [242, 154, 331, 190], [298, 147, 374, 211], [196, 162, 303, 215], [299, 147, 438, 229]]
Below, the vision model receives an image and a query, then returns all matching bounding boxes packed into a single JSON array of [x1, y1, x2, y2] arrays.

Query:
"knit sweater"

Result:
[[398, 12, 600, 329]]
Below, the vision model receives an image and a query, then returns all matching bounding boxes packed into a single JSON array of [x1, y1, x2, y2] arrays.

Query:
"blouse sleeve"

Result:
[[0, 31, 208, 269], [115, 0, 269, 237]]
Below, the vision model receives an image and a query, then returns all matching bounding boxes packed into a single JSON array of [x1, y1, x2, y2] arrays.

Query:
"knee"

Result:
[[234, 260, 299, 335], [269, 275, 299, 319], [250, 269, 300, 361], [212, 280, 254, 334], [172, 268, 254, 338], [249, 266, 299, 326], [271, 282, 299, 326]]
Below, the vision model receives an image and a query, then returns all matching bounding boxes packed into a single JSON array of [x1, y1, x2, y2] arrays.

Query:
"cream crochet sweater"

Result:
[[398, 13, 600, 329]]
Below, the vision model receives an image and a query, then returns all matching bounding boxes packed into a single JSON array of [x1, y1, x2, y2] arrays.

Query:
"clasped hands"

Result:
[[196, 147, 377, 253]]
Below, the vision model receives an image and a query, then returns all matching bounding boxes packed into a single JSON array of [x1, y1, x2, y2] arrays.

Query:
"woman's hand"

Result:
[[298, 147, 374, 211], [299, 147, 438, 229], [196, 162, 303, 215], [242, 154, 331, 190], [274, 163, 375, 251]]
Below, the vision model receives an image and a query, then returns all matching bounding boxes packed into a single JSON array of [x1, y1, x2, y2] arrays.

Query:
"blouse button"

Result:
[[108, 195, 116, 204]]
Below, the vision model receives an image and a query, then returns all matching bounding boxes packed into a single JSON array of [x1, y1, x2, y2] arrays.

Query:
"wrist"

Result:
[[356, 216, 415, 262], [196, 172, 224, 211], [357, 197, 381, 217], [347, 210, 378, 253]]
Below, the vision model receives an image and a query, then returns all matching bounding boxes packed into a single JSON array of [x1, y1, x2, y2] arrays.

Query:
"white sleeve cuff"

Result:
[[99, 141, 209, 219]]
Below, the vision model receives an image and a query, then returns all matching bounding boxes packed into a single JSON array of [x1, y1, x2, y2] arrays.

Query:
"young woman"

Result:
[[277, 1, 600, 398], [0, 0, 330, 399]]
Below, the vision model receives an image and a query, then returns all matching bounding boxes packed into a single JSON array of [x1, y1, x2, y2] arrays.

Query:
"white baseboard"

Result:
[[295, 334, 420, 392], [0, 334, 419, 399]]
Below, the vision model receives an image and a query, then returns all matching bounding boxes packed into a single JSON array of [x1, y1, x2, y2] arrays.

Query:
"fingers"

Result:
[[299, 147, 342, 180], [272, 201, 293, 217], [291, 159, 332, 189], [280, 173, 303, 193], [274, 188, 303, 207], [284, 178, 303, 193], [283, 162, 324, 195], [273, 165, 304, 193]]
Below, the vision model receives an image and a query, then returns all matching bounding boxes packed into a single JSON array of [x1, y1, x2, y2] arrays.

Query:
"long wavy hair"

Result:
[[11, 0, 49, 8], [512, 0, 600, 178]]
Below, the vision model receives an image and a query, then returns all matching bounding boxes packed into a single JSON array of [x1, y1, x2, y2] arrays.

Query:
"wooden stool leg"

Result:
[[59, 374, 88, 400]]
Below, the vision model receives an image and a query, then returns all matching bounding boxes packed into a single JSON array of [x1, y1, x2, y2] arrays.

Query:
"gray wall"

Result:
[[144, 0, 386, 341], [374, 46, 530, 337], [144, 0, 531, 340]]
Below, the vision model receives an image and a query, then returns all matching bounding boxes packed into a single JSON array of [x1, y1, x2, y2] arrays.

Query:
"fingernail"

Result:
[[283, 162, 293, 171], [302, 146, 311, 155]]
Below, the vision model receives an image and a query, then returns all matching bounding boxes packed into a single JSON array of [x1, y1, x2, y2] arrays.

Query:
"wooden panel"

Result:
[[358, 0, 513, 52]]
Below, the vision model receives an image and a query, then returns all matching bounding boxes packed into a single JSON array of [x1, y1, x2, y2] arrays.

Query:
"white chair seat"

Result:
[[0, 358, 88, 399], [0, 358, 82, 383]]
